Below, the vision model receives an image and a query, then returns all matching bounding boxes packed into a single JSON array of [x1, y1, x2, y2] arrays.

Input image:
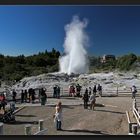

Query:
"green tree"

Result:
[[116, 53, 137, 71]]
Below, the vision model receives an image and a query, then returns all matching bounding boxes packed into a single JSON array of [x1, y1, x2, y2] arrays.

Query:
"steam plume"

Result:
[[59, 15, 89, 75]]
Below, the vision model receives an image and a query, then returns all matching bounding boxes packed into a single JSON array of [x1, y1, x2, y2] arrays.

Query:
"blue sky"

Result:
[[0, 6, 140, 56]]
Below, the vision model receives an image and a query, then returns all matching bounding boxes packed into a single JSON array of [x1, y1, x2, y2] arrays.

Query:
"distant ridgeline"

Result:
[[0, 50, 140, 82]]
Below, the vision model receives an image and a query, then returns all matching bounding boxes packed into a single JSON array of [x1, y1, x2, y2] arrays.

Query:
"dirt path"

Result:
[[3, 96, 132, 135]]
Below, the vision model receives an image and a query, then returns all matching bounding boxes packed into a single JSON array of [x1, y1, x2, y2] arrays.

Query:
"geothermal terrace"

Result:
[[1, 72, 140, 135]]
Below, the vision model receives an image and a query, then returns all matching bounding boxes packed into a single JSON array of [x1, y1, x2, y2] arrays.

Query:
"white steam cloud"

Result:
[[59, 15, 89, 75]]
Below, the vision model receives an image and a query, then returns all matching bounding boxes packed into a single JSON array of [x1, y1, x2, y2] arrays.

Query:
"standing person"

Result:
[[10, 101, 16, 112], [0, 93, 7, 112], [24, 89, 28, 103], [54, 101, 63, 130], [3, 91, 7, 99], [53, 85, 57, 98], [82, 88, 89, 109], [93, 85, 97, 96], [12, 89, 17, 103], [69, 85, 73, 97], [38, 88, 41, 103], [71, 85, 75, 97], [40, 88, 47, 105], [76, 84, 81, 97], [21, 90, 24, 103], [131, 85, 137, 99], [28, 88, 32, 103], [89, 93, 96, 110], [56, 85, 60, 99], [97, 84, 102, 97], [31, 89, 35, 103], [88, 87, 92, 96], [55, 85, 58, 98]]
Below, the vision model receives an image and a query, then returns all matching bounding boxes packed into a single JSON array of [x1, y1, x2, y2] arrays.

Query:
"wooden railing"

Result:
[[25, 119, 47, 135], [0, 119, 47, 135], [128, 99, 140, 135], [1, 85, 140, 100]]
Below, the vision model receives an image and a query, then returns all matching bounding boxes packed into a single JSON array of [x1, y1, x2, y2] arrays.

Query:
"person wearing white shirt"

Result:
[[54, 101, 62, 130], [89, 93, 96, 110]]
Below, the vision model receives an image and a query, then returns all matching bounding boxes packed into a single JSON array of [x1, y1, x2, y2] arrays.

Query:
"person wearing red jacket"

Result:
[[0, 93, 7, 112]]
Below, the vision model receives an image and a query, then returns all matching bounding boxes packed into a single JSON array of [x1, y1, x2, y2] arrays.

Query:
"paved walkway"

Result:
[[7, 97, 83, 108], [2, 96, 132, 135]]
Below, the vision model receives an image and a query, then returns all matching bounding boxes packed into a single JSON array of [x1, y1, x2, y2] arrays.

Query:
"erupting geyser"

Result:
[[59, 15, 89, 75]]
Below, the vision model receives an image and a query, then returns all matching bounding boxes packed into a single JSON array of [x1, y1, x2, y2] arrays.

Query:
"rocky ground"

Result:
[[3, 96, 133, 135], [1, 72, 140, 101], [9, 72, 140, 97], [1, 72, 140, 135]]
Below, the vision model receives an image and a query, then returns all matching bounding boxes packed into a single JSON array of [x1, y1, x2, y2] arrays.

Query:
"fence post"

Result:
[[62, 87, 63, 96], [0, 123, 3, 135], [39, 120, 44, 131], [129, 123, 132, 133], [133, 99, 137, 111], [132, 100, 135, 117], [132, 124, 137, 135], [116, 86, 118, 96], [25, 124, 32, 135], [134, 99, 136, 108], [133, 99, 136, 109]]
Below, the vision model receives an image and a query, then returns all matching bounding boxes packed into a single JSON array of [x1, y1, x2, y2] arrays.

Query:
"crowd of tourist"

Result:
[[0, 82, 138, 130], [82, 84, 102, 110], [0, 83, 103, 113]]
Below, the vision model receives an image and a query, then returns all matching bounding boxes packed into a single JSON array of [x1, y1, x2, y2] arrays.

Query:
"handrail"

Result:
[[33, 129, 47, 135], [133, 107, 140, 118], [132, 99, 140, 127], [133, 109, 140, 127], [126, 111, 131, 124]]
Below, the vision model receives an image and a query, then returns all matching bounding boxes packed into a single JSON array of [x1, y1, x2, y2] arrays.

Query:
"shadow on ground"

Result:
[[61, 129, 110, 135], [61, 97, 78, 100], [95, 103, 105, 107], [62, 105, 75, 109], [95, 109, 125, 114], [7, 120, 38, 125], [48, 105, 75, 109], [15, 115, 36, 117]]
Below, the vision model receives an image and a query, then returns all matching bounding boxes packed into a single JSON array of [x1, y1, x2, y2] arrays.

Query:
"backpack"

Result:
[[134, 88, 137, 93]]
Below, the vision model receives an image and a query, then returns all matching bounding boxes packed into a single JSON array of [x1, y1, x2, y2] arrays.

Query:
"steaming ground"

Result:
[[59, 15, 89, 75], [9, 71, 140, 98]]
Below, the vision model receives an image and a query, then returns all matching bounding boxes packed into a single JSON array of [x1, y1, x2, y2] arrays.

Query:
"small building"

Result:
[[101, 54, 116, 63]]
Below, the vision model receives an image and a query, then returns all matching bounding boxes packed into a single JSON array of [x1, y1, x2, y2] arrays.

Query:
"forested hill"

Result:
[[0, 48, 60, 81], [89, 53, 140, 73], [0, 48, 140, 83]]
